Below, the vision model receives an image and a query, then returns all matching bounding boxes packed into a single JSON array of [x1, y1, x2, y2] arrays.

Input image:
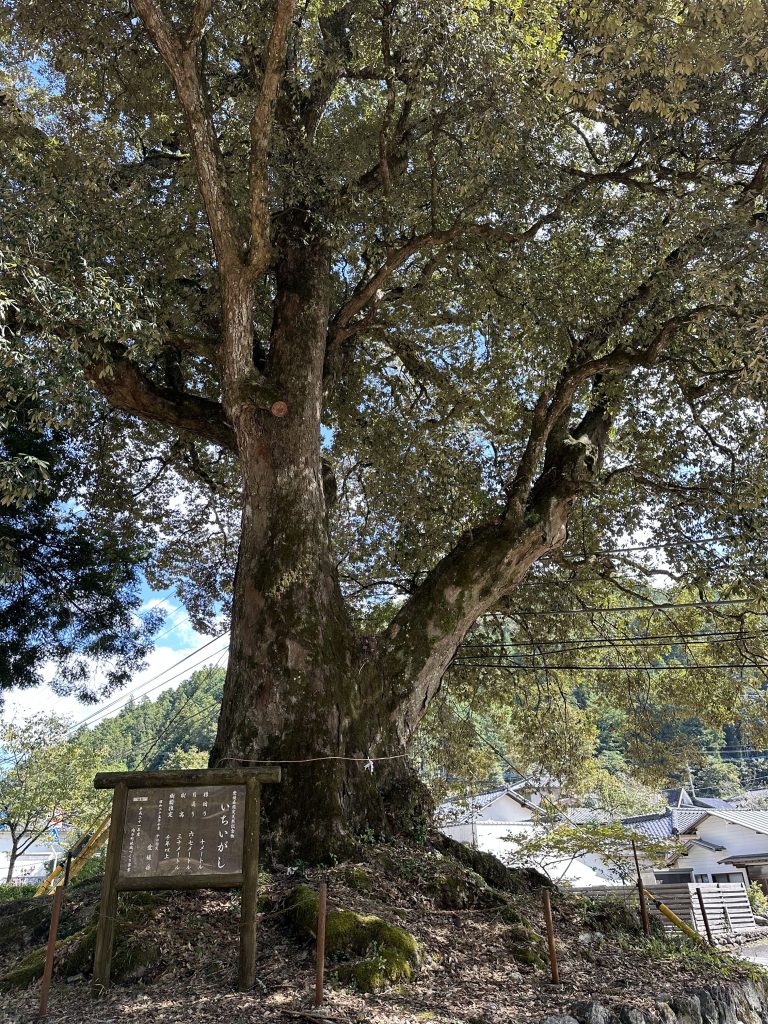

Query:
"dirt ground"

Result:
[[0, 843, 759, 1024]]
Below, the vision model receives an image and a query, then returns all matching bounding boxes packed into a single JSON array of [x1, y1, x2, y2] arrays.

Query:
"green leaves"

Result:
[[4, 0, 768, 776], [512, 819, 679, 882], [0, 715, 106, 870]]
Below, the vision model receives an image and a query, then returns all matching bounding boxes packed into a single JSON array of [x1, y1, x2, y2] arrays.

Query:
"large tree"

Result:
[[3, 0, 768, 856]]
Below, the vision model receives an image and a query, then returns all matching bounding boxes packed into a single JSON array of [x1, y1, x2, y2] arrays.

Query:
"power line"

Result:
[[460, 629, 768, 650], [459, 640, 767, 654], [67, 632, 229, 734], [591, 535, 737, 555], [698, 749, 768, 757], [134, 655, 226, 769], [151, 605, 192, 642], [76, 642, 230, 733], [65, 660, 228, 847], [500, 598, 765, 616]]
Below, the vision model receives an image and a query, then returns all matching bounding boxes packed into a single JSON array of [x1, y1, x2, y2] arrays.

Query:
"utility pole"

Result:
[[687, 764, 697, 798]]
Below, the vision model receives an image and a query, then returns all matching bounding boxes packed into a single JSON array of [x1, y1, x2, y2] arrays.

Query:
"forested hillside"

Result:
[[79, 612, 768, 807], [75, 668, 224, 772]]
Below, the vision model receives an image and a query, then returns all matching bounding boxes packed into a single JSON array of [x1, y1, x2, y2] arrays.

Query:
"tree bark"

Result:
[[6, 846, 17, 884], [205, 220, 622, 859], [209, 232, 413, 859], [120, 0, 678, 863]]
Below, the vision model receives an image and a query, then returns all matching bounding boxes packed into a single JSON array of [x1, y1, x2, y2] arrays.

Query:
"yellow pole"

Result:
[[642, 888, 705, 943], [34, 816, 112, 897]]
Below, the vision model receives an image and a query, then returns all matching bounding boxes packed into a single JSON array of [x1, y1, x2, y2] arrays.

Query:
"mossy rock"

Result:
[[0, 945, 48, 991], [0, 891, 162, 991], [337, 943, 415, 992], [580, 895, 664, 939], [427, 862, 499, 910], [0, 882, 101, 962], [506, 923, 544, 945], [510, 943, 548, 969], [435, 834, 551, 894], [286, 885, 419, 992], [344, 867, 372, 892], [503, 920, 548, 971], [498, 906, 527, 927]]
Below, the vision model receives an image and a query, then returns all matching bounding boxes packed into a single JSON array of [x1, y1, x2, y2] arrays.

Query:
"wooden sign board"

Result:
[[121, 784, 245, 881], [91, 768, 280, 995]]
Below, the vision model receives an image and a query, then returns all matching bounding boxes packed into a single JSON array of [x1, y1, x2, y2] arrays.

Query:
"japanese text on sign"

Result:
[[119, 785, 245, 878]]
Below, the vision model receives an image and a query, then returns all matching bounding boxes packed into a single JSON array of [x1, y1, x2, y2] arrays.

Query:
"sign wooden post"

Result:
[[631, 840, 651, 937], [542, 888, 559, 984], [314, 880, 328, 1007], [695, 887, 716, 946], [90, 768, 280, 997], [93, 781, 129, 995], [238, 775, 261, 990]]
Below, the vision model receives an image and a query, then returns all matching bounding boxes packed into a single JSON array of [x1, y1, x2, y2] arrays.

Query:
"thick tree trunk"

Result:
[[210, 234, 429, 860], [208, 226, 602, 861]]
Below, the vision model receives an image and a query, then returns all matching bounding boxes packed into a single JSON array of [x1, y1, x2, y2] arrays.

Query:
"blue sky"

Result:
[[2, 577, 227, 729]]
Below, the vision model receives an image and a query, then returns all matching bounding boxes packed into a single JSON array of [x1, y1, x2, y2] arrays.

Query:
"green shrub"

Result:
[[0, 883, 37, 904], [69, 853, 104, 888], [748, 881, 768, 917]]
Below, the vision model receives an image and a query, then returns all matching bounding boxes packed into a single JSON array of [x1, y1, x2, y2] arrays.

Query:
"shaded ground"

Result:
[[0, 840, 761, 1024]]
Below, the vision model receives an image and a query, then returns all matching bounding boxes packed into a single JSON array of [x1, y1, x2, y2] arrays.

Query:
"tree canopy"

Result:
[[4, 1, 768, 601], [0, 383, 163, 697], [4, 0, 768, 850], [0, 715, 104, 881]]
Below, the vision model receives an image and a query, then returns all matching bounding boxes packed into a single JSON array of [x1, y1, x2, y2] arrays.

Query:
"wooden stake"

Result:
[[314, 881, 328, 1007], [38, 852, 73, 1019], [632, 840, 651, 937], [238, 777, 261, 991], [695, 887, 715, 946], [542, 888, 559, 984]]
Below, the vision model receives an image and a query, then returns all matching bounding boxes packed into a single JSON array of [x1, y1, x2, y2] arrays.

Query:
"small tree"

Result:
[[509, 821, 680, 886], [161, 746, 209, 770], [0, 716, 103, 883]]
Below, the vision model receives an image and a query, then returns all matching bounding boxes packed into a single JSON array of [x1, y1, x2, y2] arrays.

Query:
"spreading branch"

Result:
[[132, 0, 243, 269], [87, 352, 236, 452], [376, 289, 723, 738], [248, 0, 296, 271], [326, 209, 572, 367], [186, 0, 214, 46]]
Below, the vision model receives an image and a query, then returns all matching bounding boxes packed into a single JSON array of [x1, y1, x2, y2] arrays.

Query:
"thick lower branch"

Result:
[[88, 356, 237, 451], [379, 405, 614, 741], [381, 515, 566, 740]]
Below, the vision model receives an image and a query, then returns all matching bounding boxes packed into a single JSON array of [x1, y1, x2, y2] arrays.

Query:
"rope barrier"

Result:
[[219, 754, 408, 766]]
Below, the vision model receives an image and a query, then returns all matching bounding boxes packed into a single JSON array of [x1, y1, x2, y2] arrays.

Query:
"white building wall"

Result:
[[698, 815, 768, 857], [0, 831, 58, 885], [441, 816, 621, 888], [649, 816, 768, 886], [474, 798, 533, 824], [666, 843, 748, 885]]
